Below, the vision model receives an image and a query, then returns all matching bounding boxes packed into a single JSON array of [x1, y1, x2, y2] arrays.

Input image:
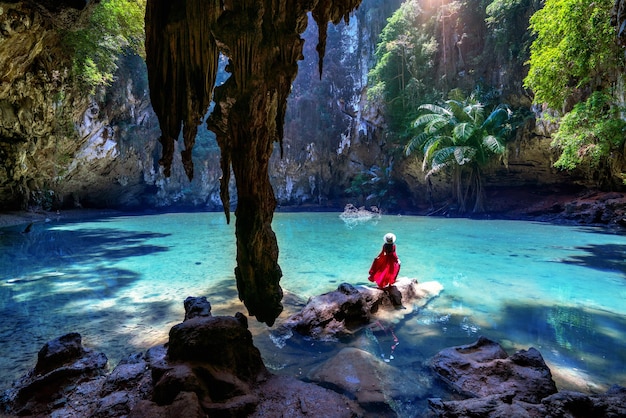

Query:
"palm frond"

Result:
[[465, 103, 484, 125], [482, 135, 506, 154], [430, 146, 457, 166], [426, 118, 449, 134], [413, 113, 444, 128], [405, 132, 430, 156], [418, 103, 450, 116], [446, 100, 467, 122], [482, 106, 510, 131], [425, 159, 454, 179], [453, 122, 475, 143], [422, 136, 448, 171], [453, 146, 476, 165]]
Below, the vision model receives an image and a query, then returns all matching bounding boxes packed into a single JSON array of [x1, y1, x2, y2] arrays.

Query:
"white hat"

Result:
[[384, 233, 396, 244]]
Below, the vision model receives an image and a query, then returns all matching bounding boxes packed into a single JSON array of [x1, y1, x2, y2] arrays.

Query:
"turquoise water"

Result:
[[1, 211, 625, 409]]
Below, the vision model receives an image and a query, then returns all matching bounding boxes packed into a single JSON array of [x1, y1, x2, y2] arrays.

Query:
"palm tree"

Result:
[[405, 96, 512, 213]]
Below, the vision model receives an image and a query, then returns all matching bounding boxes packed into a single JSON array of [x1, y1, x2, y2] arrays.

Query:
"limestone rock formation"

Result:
[[144, 0, 363, 326], [273, 278, 443, 340], [428, 336, 626, 417], [0, 296, 365, 417]]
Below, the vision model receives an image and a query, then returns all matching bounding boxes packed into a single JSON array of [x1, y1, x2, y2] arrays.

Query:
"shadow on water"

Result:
[[496, 301, 626, 390], [558, 243, 626, 277], [249, 292, 626, 417], [0, 226, 180, 389]]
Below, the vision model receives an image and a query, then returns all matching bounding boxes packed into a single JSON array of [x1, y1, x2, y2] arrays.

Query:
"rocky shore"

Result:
[[1, 280, 625, 417], [2, 188, 625, 231]]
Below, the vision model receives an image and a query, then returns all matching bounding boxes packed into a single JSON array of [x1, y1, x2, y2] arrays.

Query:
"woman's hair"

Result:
[[383, 243, 395, 253]]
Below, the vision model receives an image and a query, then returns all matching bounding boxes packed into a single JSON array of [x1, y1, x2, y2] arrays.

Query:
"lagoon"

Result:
[[0, 211, 625, 411]]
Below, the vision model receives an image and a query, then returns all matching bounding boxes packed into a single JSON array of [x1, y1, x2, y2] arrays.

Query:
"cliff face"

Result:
[[2, 0, 601, 217], [273, 1, 403, 208]]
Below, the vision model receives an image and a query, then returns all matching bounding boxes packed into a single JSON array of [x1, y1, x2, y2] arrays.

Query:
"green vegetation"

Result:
[[345, 164, 397, 209], [62, 0, 146, 91], [524, 0, 621, 111], [551, 92, 626, 179], [406, 92, 513, 213], [367, 0, 439, 137], [524, 0, 625, 173]]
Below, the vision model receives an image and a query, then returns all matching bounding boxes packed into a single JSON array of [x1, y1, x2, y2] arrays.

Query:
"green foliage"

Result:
[[63, 0, 146, 91], [524, 0, 623, 110], [552, 91, 626, 170], [485, 0, 537, 63], [367, 0, 439, 136], [345, 164, 397, 208], [406, 93, 514, 212]]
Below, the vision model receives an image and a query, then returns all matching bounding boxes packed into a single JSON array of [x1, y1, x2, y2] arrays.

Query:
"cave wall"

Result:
[[0, 1, 230, 211], [2, 0, 622, 216]]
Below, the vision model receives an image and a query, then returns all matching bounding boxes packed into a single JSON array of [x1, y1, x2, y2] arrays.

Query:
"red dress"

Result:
[[368, 243, 400, 288]]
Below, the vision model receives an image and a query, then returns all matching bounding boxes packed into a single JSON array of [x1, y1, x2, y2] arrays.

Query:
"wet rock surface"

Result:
[[274, 278, 444, 341], [2, 297, 625, 417], [428, 336, 626, 417]]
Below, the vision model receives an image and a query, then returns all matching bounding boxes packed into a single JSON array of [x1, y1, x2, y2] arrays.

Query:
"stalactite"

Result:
[[145, 0, 220, 178], [145, 0, 362, 326]]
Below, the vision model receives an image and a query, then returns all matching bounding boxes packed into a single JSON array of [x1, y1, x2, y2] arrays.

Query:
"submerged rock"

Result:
[[308, 346, 431, 416]]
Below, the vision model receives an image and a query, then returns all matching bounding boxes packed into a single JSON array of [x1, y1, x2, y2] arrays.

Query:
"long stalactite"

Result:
[[145, 0, 362, 326]]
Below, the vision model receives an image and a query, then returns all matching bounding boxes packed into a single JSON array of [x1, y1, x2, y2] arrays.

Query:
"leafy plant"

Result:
[[367, 0, 439, 136], [62, 0, 146, 92], [345, 164, 397, 209], [551, 91, 626, 172], [524, 0, 623, 111], [406, 94, 513, 213]]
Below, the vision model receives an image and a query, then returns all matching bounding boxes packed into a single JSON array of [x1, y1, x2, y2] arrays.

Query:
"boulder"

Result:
[[541, 386, 626, 418], [274, 278, 443, 341], [308, 347, 431, 416], [428, 337, 626, 417], [431, 336, 557, 403], [0, 333, 108, 416]]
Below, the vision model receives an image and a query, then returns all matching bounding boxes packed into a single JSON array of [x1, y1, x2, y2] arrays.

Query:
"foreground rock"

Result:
[[0, 333, 109, 416], [308, 347, 432, 417], [428, 336, 626, 417], [273, 278, 443, 341], [0, 296, 363, 417]]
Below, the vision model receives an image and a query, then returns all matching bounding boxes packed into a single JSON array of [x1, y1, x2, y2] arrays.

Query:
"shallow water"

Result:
[[1, 211, 625, 413]]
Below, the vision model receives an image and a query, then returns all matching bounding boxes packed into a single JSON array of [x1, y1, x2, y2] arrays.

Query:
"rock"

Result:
[[167, 314, 266, 381], [274, 278, 443, 341], [34, 332, 85, 375], [428, 393, 549, 418], [308, 347, 430, 415], [425, 337, 626, 417], [542, 386, 626, 418], [183, 295, 212, 320], [431, 336, 557, 403], [128, 391, 205, 418], [428, 386, 626, 418], [250, 374, 364, 418], [0, 333, 108, 416]]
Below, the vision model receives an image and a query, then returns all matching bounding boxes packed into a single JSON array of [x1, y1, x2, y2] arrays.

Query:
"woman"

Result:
[[368, 232, 401, 289]]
